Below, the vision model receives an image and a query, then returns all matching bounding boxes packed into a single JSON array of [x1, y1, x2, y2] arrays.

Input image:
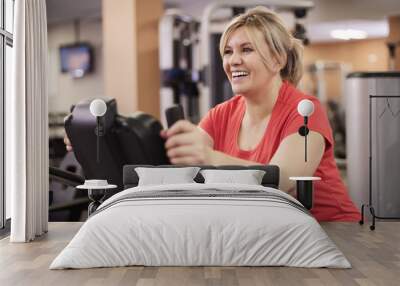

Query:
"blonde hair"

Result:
[[219, 6, 303, 86]]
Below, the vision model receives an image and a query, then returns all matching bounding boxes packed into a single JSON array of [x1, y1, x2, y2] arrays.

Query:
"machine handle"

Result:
[[165, 104, 185, 128]]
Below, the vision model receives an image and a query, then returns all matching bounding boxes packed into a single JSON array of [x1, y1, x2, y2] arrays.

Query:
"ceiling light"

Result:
[[330, 29, 368, 40]]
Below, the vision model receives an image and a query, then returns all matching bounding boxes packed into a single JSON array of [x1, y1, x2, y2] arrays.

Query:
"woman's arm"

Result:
[[208, 131, 325, 192], [163, 120, 325, 193], [162, 120, 257, 165], [269, 131, 325, 192]]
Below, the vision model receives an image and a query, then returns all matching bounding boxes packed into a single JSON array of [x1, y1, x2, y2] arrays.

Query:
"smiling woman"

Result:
[[220, 10, 303, 89], [162, 6, 360, 222]]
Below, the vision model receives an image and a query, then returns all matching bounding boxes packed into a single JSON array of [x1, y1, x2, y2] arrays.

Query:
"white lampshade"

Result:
[[297, 99, 314, 117], [90, 99, 107, 117]]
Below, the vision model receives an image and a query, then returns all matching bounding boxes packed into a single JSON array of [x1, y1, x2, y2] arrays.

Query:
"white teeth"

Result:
[[232, 71, 249, 78]]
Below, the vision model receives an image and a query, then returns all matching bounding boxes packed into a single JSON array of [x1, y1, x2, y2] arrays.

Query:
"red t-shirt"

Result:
[[199, 81, 360, 222]]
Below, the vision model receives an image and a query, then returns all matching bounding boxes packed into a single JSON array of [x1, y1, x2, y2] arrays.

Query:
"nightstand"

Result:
[[77, 180, 117, 216], [289, 177, 321, 210]]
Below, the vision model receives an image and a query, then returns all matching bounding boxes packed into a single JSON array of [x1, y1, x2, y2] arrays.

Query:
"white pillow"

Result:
[[135, 167, 200, 186], [200, 169, 266, 185]]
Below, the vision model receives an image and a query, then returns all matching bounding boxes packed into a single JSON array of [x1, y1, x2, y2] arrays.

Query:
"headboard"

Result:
[[123, 165, 280, 189]]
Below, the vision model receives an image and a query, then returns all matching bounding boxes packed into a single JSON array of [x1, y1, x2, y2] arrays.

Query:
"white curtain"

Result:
[[7, 0, 49, 242]]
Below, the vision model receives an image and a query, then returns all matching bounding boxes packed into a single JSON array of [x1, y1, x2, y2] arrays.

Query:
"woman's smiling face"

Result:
[[222, 26, 279, 96]]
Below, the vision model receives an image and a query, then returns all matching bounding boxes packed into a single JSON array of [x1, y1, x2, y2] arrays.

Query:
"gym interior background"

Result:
[[38, 0, 400, 221]]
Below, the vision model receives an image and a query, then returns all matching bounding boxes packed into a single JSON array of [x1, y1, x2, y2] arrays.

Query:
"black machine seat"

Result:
[[64, 98, 169, 192]]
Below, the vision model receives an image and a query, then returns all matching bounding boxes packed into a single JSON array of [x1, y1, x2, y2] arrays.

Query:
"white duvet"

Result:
[[50, 183, 351, 269]]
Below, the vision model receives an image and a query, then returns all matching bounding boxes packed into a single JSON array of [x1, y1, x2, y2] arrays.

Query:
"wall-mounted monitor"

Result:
[[60, 43, 94, 78]]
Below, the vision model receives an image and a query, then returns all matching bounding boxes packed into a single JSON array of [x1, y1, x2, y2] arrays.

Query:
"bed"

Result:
[[50, 165, 350, 269]]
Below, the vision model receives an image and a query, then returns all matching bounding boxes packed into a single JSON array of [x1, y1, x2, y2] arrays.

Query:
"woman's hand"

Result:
[[64, 133, 73, 152], [161, 120, 214, 165]]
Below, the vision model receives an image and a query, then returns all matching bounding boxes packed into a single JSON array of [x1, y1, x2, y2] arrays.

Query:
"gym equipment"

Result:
[[346, 72, 400, 230], [159, 10, 200, 125], [63, 98, 169, 192]]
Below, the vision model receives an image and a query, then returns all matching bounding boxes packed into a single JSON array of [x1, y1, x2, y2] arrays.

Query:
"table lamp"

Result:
[[89, 99, 107, 163], [290, 99, 321, 210], [76, 99, 117, 215]]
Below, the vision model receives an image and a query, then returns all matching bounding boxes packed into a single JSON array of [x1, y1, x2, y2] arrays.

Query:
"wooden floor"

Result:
[[0, 222, 399, 286]]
